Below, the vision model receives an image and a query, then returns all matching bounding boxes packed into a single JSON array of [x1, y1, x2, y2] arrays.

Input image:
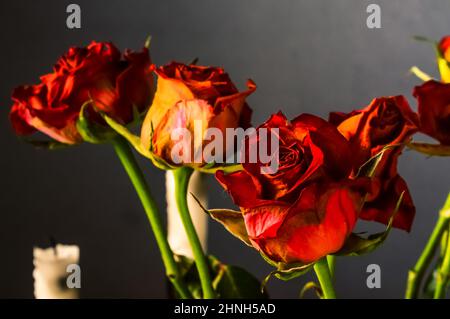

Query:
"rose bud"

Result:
[[329, 96, 418, 231], [434, 36, 450, 83], [413, 80, 450, 146], [216, 112, 368, 264], [439, 36, 450, 62], [140, 62, 255, 168], [9, 41, 154, 144]]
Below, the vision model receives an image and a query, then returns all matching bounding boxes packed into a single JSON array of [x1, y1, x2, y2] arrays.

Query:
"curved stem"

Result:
[[405, 193, 450, 299], [173, 167, 216, 299], [313, 257, 337, 299], [434, 224, 450, 299], [111, 136, 190, 299]]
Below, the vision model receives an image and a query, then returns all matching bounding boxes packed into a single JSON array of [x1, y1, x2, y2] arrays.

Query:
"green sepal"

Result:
[[206, 209, 252, 247], [102, 112, 174, 170], [144, 35, 152, 49], [196, 163, 243, 174], [259, 248, 313, 292], [192, 194, 252, 247], [192, 195, 313, 289], [412, 35, 435, 43], [408, 142, 450, 157], [410, 66, 434, 82], [300, 281, 323, 299], [261, 261, 313, 294], [19, 137, 72, 150], [75, 102, 117, 144], [103, 108, 244, 173], [411, 36, 450, 82], [335, 191, 404, 256], [356, 144, 400, 178]]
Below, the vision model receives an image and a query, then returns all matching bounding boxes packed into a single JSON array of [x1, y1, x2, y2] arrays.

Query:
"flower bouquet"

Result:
[[8, 35, 450, 299]]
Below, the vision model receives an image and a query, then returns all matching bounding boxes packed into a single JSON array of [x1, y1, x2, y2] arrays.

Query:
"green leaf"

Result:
[[335, 191, 405, 256], [76, 101, 117, 144], [423, 266, 439, 298], [211, 259, 268, 299], [175, 255, 203, 299], [176, 255, 268, 299], [407, 142, 450, 157]]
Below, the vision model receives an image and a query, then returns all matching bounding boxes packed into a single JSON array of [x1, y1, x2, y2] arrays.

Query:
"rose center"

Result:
[[369, 101, 403, 146]]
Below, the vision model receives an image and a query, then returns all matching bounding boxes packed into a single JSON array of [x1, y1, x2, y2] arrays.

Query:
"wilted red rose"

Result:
[[141, 61, 255, 167], [10, 41, 154, 144], [329, 96, 418, 231], [413, 80, 450, 145], [216, 112, 367, 264]]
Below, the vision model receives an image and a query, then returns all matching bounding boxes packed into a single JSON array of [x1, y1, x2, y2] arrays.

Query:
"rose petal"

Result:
[[413, 80, 450, 145], [360, 174, 415, 232]]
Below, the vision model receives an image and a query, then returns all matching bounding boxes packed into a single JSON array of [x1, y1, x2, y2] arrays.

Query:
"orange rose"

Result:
[[141, 62, 255, 167]]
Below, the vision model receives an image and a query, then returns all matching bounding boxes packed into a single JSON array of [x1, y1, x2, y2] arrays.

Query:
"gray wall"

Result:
[[0, 0, 449, 298]]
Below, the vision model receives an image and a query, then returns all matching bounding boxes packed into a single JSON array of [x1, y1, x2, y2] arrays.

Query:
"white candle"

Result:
[[166, 170, 208, 258], [33, 244, 80, 299]]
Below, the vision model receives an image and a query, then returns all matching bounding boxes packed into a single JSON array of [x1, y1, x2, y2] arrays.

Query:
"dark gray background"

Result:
[[0, 0, 449, 298]]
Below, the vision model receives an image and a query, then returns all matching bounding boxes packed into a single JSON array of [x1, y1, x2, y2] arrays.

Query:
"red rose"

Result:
[[439, 36, 450, 62], [216, 112, 367, 264], [141, 61, 255, 167], [435, 36, 450, 83], [330, 96, 418, 231], [413, 80, 450, 145], [10, 41, 154, 144]]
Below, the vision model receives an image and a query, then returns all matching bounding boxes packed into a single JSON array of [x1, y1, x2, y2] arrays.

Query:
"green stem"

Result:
[[434, 224, 450, 299], [173, 167, 216, 299], [327, 255, 336, 279], [440, 230, 448, 259], [405, 192, 450, 299], [111, 136, 191, 299], [313, 257, 337, 299]]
